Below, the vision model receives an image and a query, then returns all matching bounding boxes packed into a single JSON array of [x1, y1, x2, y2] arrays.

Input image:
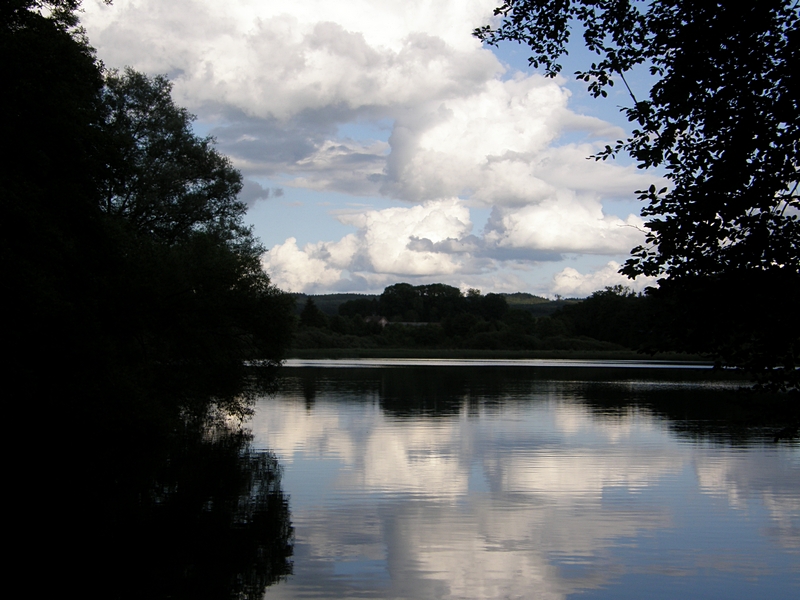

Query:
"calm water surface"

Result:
[[251, 360, 799, 599]]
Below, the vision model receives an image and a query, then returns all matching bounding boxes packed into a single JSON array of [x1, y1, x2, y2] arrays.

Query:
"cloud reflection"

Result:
[[251, 373, 799, 599]]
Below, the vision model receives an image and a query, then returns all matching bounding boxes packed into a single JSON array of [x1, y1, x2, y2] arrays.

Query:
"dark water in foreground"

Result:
[[252, 360, 799, 599]]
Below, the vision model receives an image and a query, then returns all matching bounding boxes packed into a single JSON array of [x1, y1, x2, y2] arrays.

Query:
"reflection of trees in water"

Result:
[[286, 366, 549, 417], [77, 388, 293, 600], [281, 366, 797, 441], [577, 381, 799, 445], [120, 420, 293, 599]]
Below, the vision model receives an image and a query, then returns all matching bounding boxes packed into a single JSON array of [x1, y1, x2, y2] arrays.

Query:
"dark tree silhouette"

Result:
[[101, 69, 248, 246], [3, 2, 293, 394], [97, 69, 295, 370], [476, 1, 800, 388], [554, 285, 649, 349], [5, 6, 296, 597], [380, 283, 466, 322], [300, 298, 328, 328], [476, 1, 799, 279]]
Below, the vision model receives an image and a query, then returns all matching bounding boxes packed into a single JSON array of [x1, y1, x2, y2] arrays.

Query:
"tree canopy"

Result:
[[5, 5, 297, 594], [3, 1, 294, 406], [476, 0, 799, 279], [376, 283, 506, 323], [101, 69, 248, 246], [476, 1, 800, 388]]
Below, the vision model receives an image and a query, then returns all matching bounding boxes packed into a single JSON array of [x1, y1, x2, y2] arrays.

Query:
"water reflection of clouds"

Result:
[[271, 498, 664, 599], [496, 450, 683, 496], [695, 451, 800, 551], [363, 422, 467, 497], [252, 391, 799, 598], [253, 395, 683, 500]]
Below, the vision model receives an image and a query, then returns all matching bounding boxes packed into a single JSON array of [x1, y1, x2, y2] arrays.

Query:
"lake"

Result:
[[250, 359, 799, 599]]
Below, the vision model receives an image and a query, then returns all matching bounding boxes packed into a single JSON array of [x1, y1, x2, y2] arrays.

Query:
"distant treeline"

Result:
[[293, 285, 576, 319], [289, 283, 656, 354]]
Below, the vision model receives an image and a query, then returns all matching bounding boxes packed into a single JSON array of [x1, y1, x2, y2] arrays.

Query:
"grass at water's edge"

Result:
[[286, 348, 710, 362]]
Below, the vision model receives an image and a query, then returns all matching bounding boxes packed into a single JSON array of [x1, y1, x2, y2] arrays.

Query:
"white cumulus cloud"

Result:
[[551, 262, 657, 297], [263, 199, 475, 292], [485, 192, 646, 254], [262, 236, 343, 292], [82, 0, 659, 294]]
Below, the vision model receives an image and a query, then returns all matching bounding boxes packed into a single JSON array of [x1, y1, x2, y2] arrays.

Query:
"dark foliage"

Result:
[[476, 1, 800, 387], [644, 273, 800, 390], [338, 296, 380, 318], [300, 297, 329, 328], [476, 1, 799, 279], [380, 282, 459, 321], [291, 283, 631, 353], [6, 8, 296, 595], [3, 3, 293, 408], [379, 283, 508, 322], [292, 292, 373, 316], [3, 0, 110, 385], [554, 285, 650, 348]]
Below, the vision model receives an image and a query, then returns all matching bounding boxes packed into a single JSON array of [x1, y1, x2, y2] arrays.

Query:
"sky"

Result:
[[80, 0, 663, 297]]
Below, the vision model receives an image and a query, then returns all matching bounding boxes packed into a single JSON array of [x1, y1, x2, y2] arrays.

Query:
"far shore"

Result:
[[286, 348, 711, 362]]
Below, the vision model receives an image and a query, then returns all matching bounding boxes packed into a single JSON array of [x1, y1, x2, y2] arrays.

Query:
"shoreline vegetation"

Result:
[[286, 348, 709, 362], [285, 284, 722, 367], [283, 284, 796, 395]]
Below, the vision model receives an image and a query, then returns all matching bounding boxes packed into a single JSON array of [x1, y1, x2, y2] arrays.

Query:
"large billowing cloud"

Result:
[[484, 192, 646, 254], [83, 0, 501, 118], [263, 198, 655, 295], [264, 199, 477, 293], [82, 0, 660, 295]]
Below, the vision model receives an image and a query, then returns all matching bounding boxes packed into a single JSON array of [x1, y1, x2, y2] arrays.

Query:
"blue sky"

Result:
[[82, 0, 663, 297]]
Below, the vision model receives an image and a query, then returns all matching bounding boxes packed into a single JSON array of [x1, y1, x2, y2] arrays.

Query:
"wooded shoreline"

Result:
[[287, 348, 710, 362]]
